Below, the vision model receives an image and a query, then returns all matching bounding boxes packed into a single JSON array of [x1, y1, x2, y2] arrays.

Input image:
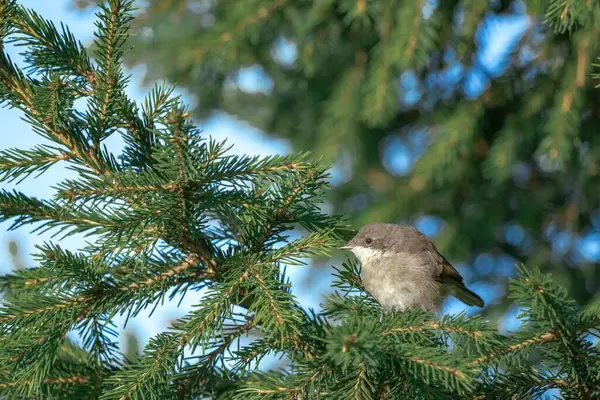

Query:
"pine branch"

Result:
[[86, 0, 134, 146], [172, 318, 255, 397], [380, 320, 483, 340], [7, 1, 600, 398], [0, 0, 18, 42], [0, 51, 113, 175], [515, 267, 599, 396], [99, 332, 181, 400], [468, 329, 558, 367], [0, 253, 207, 329], [0, 145, 71, 183], [536, 54, 585, 169], [545, 0, 591, 33], [412, 102, 483, 189], [236, 363, 332, 399], [11, 5, 94, 82], [0, 189, 155, 238], [0, 375, 89, 389]]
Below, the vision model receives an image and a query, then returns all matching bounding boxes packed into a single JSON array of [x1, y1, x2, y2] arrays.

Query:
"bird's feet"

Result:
[[378, 306, 400, 323]]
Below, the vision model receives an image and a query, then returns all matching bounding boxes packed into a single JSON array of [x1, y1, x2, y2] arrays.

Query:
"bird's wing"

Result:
[[437, 254, 464, 285], [421, 242, 463, 285], [431, 250, 485, 307]]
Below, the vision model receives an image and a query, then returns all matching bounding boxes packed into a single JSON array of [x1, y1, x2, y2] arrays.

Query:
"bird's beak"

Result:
[[339, 245, 353, 250]]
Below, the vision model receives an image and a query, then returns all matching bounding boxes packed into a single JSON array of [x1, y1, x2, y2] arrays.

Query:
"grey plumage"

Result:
[[340, 222, 484, 313]]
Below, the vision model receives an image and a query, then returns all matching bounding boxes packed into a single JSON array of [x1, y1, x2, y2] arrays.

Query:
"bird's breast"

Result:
[[360, 252, 441, 312]]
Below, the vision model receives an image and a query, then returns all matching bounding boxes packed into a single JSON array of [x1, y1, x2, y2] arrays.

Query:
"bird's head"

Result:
[[340, 223, 426, 264]]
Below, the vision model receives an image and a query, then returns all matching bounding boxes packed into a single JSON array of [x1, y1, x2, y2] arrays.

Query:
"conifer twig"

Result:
[[468, 318, 600, 366], [380, 322, 484, 339]]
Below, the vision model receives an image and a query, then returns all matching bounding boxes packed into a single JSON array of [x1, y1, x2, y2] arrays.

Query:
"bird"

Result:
[[339, 222, 484, 314]]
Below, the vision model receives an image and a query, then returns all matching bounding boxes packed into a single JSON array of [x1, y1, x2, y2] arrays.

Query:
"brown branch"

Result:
[[58, 160, 303, 200], [252, 364, 331, 396], [0, 153, 72, 169], [248, 270, 285, 326], [352, 364, 367, 399], [93, 1, 120, 149], [0, 202, 99, 228], [576, 37, 590, 87], [282, 169, 316, 209], [559, 5, 570, 21], [403, 0, 422, 59], [0, 198, 165, 239], [468, 316, 600, 367], [409, 356, 466, 379], [0, 255, 205, 324], [204, 317, 255, 364], [0, 374, 89, 389], [58, 182, 179, 200], [125, 254, 207, 290], [380, 322, 484, 339], [468, 331, 557, 366], [0, 297, 84, 323]]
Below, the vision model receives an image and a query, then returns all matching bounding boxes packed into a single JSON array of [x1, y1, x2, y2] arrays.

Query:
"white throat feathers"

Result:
[[349, 246, 384, 266]]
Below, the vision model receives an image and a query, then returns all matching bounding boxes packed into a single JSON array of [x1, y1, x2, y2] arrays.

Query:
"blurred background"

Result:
[[1, 0, 600, 360]]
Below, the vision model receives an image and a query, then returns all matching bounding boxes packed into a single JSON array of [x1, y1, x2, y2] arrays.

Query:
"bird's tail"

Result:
[[453, 284, 484, 308]]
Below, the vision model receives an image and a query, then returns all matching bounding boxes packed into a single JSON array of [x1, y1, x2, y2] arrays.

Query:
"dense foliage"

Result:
[[75, 0, 600, 312], [0, 1, 600, 399]]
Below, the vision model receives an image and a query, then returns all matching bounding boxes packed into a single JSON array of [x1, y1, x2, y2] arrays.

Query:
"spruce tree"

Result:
[[73, 0, 600, 311], [1, 1, 600, 399]]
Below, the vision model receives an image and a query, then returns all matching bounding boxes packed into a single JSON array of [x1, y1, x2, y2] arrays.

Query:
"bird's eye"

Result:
[[365, 238, 373, 245]]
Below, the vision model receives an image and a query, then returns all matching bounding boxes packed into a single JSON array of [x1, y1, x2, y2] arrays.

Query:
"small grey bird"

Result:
[[340, 222, 484, 313]]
